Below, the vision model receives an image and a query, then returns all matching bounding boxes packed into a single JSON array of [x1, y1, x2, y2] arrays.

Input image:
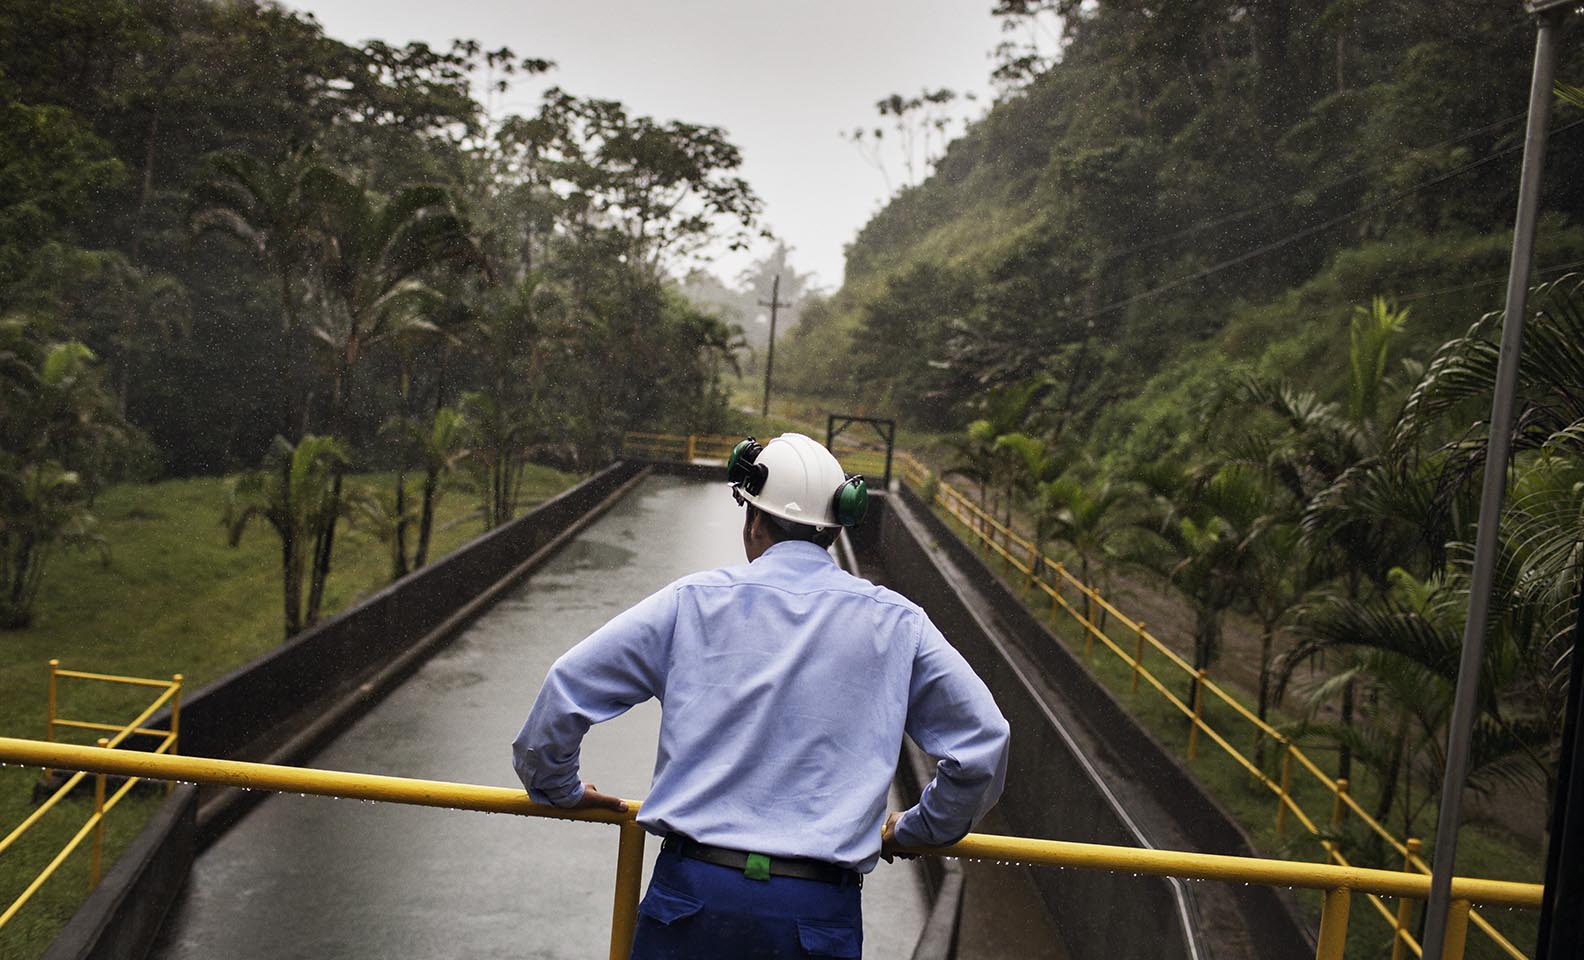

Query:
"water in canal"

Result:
[[152, 474, 927, 959]]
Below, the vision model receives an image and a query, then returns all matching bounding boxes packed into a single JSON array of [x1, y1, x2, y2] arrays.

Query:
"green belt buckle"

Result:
[[744, 852, 771, 881]]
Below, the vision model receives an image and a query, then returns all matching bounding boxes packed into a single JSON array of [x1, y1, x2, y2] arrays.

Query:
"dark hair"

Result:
[[748, 504, 838, 549]]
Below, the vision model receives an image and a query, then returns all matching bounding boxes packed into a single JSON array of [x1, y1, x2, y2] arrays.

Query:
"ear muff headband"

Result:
[[832, 475, 868, 527], [727, 438, 768, 494]]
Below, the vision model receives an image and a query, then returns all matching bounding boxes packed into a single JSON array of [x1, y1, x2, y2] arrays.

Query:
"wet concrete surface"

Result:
[[151, 475, 927, 959]]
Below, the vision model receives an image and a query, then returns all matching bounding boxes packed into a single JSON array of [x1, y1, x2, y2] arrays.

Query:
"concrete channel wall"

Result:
[[49, 461, 1308, 960], [45, 460, 649, 960], [863, 485, 1312, 960]]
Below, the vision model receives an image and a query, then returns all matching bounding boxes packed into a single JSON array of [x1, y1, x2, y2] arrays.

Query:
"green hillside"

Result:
[[779, 2, 1584, 459]]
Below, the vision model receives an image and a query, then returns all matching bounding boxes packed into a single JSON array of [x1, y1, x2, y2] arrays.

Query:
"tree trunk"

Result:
[[1373, 721, 1405, 824], [1256, 625, 1275, 767], [416, 469, 438, 568], [392, 472, 410, 580], [282, 529, 302, 637], [308, 353, 355, 623], [1339, 677, 1355, 782], [279, 273, 298, 439]]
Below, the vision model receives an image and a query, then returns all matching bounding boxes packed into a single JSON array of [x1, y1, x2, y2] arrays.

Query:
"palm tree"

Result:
[[1239, 296, 1413, 779], [0, 318, 127, 625], [297, 170, 485, 621], [190, 146, 325, 438], [1142, 463, 1272, 703], [0, 461, 102, 629], [382, 405, 471, 570], [223, 434, 348, 637], [460, 390, 532, 529], [1282, 561, 1556, 836], [1036, 470, 1149, 624], [1395, 274, 1584, 472], [946, 379, 1046, 543], [994, 431, 1067, 587]]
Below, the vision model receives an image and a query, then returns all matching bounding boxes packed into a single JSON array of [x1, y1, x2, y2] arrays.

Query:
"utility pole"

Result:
[[759, 274, 792, 418], [1421, 4, 1569, 957]]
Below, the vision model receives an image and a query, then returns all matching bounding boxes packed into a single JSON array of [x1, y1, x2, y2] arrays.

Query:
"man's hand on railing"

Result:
[[572, 782, 629, 813], [880, 811, 917, 863]]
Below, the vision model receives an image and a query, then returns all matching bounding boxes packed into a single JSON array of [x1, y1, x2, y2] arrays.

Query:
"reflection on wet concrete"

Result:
[[151, 475, 927, 959]]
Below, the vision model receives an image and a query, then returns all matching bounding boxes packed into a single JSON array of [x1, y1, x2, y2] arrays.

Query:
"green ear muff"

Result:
[[832, 474, 868, 527], [727, 437, 767, 494]]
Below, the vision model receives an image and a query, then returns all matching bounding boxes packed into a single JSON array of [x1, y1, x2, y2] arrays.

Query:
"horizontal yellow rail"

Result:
[[0, 737, 1544, 922], [610, 435, 1537, 957], [908, 464, 1534, 957], [51, 668, 176, 689]]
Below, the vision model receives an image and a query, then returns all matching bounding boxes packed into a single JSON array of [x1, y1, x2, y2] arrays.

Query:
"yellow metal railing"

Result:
[[914, 469, 1532, 960], [1, 661, 183, 931], [619, 433, 1534, 957], [0, 737, 1544, 960]]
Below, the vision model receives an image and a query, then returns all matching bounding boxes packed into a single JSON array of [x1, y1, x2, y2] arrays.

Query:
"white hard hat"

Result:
[[728, 433, 865, 530]]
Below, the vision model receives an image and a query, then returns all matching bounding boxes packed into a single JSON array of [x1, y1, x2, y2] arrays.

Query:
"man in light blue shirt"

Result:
[[512, 434, 1009, 958]]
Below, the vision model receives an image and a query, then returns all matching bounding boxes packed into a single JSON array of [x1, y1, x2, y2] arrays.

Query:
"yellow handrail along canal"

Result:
[[0, 737, 1543, 960]]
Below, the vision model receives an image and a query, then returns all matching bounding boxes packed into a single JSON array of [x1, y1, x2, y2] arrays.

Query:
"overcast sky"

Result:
[[286, 0, 1008, 292]]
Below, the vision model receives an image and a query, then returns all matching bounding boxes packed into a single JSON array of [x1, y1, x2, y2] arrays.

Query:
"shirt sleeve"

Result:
[[510, 584, 677, 807], [892, 615, 1010, 847]]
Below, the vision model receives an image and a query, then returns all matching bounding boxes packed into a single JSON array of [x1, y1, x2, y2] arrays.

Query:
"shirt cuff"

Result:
[[529, 779, 586, 808], [890, 807, 932, 848]]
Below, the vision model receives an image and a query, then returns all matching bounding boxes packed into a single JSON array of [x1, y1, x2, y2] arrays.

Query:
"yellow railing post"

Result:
[[46, 659, 59, 744], [45, 658, 60, 781], [1277, 739, 1293, 835], [1131, 623, 1146, 693], [1188, 669, 1207, 761], [1050, 565, 1064, 623], [1325, 779, 1350, 862], [1441, 898, 1471, 960], [91, 738, 108, 890], [608, 820, 646, 960], [1315, 887, 1352, 960], [685, 435, 696, 462], [167, 674, 184, 794], [170, 674, 183, 753], [1391, 838, 1423, 960]]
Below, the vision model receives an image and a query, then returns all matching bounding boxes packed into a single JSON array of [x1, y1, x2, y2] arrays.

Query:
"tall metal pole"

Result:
[[760, 274, 789, 418], [1420, 11, 1560, 957]]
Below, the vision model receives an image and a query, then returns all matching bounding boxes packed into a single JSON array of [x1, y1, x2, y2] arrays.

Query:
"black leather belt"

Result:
[[662, 836, 859, 886]]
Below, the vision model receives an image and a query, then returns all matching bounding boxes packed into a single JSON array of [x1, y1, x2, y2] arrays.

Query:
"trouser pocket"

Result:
[[636, 884, 704, 926], [795, 919, 862, 958]]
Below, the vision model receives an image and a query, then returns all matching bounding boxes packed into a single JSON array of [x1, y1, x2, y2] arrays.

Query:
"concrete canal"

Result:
[[150, 475, 932, 959]]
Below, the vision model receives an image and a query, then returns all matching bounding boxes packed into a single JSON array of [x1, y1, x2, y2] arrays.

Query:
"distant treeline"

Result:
[[779, 1, 1584, 454], [1, 0, 757, 477], [1, 0, 761, 628]]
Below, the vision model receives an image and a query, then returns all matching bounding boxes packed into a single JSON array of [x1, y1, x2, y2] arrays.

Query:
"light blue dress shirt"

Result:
[[511, 539, 1010, 872]]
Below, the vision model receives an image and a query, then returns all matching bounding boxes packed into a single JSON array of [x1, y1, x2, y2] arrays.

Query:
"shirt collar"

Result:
[[757, 540, 836, 566]]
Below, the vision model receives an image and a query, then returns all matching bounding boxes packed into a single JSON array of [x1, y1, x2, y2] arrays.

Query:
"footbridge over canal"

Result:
[[2, 451, 1546, 960]]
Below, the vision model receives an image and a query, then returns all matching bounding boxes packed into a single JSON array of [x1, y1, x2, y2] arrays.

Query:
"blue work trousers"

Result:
[[629, 847, 863, 958]]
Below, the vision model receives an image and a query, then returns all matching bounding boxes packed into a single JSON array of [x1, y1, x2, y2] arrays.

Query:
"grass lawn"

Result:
[[0, 464, 577, 960]]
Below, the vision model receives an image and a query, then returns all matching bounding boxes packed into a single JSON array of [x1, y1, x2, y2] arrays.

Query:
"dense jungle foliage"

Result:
[[776, 0, 1584, 868], [0, 0, 762, 630]]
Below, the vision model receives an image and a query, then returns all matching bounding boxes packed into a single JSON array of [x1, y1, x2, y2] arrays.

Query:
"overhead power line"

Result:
[[1079, 117, 1584, 323], [1104, 109, 1533, 261]]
